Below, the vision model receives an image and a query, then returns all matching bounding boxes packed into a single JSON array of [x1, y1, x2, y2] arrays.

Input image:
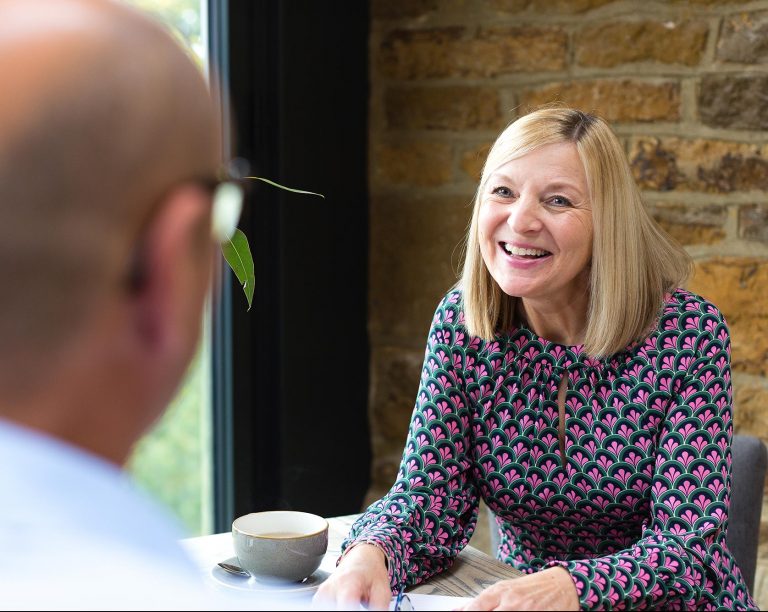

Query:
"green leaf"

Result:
[[221, 176, 321, 312], [221, 228, 254, 310], [244, 176, 325, 199]]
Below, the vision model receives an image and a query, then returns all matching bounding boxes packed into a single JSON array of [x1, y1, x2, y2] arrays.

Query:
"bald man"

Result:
[[0, 1, 237, 608]]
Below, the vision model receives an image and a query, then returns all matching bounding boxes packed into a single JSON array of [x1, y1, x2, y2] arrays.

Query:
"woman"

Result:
[[315, 108, 757, 610]]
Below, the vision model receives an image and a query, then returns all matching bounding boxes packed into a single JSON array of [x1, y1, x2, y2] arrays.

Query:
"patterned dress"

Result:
[[343, 289, 757, 610]]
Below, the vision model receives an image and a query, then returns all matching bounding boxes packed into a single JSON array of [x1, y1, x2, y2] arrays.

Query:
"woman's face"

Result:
[[478, 142, 593, 305]]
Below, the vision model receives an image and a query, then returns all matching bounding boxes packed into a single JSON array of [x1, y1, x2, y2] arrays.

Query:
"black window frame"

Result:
[[208, 0, 370, 533]]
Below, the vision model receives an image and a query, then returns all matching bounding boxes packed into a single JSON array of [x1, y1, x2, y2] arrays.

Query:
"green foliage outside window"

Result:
[[127, 342, 211, 534], [128, 0, 204, 59]]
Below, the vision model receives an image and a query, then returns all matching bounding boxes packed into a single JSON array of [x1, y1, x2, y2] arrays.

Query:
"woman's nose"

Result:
[[507, 194, 542, 233]]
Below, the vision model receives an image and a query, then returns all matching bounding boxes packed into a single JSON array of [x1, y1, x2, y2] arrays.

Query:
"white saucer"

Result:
[[211, 557, 330, 594]]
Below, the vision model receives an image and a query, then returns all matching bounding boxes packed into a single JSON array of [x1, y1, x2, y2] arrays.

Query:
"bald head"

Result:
[[0, 0, 218, 380]]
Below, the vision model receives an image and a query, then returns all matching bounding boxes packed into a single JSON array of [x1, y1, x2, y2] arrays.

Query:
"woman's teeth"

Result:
[[502, 244, 550, 257]]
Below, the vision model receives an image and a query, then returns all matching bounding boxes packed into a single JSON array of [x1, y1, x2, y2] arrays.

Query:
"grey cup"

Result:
[[232, 511, 329, 583]]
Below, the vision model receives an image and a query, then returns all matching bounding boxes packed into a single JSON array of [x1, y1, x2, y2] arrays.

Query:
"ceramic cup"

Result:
[[232, 511, 329, 583]]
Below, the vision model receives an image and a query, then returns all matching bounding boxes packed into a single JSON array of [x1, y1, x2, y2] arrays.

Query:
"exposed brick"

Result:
[[659, 223, 725, 246], [362, 483, 390, 508], [367, 0, 768, 586], [464, 24, 568, 72], [460, 142, 493, 182], [488, 0, 530, 11], [740, 205, 768, 243], [630, 137, 768, 193], [731, 316, 768, 377], [374, 141, 453, 187], [369, 458, 400, 498], [760, 510, 768, 557], [735, 382, 768, 439], [668, 0, 744, 3], [372, 0, 438, 19], [369, 346, 423, 467], [521, 79, 680, 122], [718, 11, 768, 64], [690, 258, 768, 376], [757, 557, 768, 610], [378, 27, 464, 80], [630, 139, 685, 191], [378, 27, 466, 79], [370, 194, 470, 341], [386, 87, 502, 131], [691, 258, 768, 317], [378, 26, 567, 79], [576, 20, 708, 68], [491, 0, 613, 12], [699, 75, 768, 131], [647, 202, 727, 246]]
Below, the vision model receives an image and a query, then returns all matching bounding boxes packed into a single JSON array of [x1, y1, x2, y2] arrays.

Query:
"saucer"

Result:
[[211, 557, 329, 593]]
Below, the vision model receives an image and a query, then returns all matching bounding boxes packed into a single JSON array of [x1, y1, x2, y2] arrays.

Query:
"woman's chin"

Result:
[[495, 283, 541, 299]]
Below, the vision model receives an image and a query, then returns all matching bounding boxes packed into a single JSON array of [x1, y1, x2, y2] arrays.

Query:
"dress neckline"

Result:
[[515, 320, 585, 352]]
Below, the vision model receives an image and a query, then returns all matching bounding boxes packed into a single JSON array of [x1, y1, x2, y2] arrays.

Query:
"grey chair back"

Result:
[[727, 434, 766, 593], [486, 433, 766, 594]]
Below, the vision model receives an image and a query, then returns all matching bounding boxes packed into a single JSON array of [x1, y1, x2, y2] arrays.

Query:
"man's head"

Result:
[[0, 0, 220, 461]]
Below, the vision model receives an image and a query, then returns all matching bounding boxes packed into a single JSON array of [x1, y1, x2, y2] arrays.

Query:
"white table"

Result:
[[181, 514, 522, 608]]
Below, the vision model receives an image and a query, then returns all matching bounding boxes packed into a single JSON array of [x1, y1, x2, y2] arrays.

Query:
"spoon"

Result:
[[218, 561, 250, 577]]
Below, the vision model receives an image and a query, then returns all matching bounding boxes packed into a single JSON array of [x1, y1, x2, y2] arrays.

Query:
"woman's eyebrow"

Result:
[[545, 181, 583, 194], [486, 171, 515, 183], [486, 175, 583, 194]]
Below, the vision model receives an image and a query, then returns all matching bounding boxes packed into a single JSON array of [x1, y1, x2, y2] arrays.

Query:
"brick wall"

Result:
[[367, 0, 768, 603]]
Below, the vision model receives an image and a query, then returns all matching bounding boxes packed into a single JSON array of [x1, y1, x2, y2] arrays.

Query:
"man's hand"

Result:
[[457, 566, 579, 611], [312, 543, 392, 610]]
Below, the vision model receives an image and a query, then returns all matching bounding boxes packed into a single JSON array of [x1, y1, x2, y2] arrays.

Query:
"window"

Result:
[[124, 0, 212, 537], [124, 0, 370, 535]]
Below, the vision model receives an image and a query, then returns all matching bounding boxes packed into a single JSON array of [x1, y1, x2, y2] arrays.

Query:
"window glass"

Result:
[[127, 0, 205, 62], [123, 0, 212, 537]]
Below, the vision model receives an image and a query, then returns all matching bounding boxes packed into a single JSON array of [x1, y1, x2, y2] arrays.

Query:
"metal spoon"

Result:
[[218, 561, 250, 577]]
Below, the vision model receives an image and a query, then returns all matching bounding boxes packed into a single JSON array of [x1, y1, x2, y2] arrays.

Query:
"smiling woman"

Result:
[[317, 107, 758, 611], [463, 108, 692, 358], [477, 142, 593, 348]]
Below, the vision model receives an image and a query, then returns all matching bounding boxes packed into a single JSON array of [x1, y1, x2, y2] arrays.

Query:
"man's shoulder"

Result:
[[0, 528, 211, 608], [0, 418, 207, 601]]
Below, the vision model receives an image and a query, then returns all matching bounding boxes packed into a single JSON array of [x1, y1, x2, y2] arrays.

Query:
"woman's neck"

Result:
[[518, 293, 589, 347]]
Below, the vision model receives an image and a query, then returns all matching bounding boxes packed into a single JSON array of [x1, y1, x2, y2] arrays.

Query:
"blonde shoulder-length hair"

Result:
[[460, 107, 693, 358]]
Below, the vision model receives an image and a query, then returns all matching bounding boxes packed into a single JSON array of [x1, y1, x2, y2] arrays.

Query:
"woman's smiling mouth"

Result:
[[500, 242, 552, 259]]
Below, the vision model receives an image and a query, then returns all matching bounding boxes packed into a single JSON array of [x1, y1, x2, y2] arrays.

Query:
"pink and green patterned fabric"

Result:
[[344, 289, 757, 610]]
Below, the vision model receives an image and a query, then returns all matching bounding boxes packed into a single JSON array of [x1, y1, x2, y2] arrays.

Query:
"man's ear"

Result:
[[128, 183, 213, 358]]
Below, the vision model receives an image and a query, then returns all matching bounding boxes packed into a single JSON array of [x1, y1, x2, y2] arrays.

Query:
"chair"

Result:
[[486, 434, 767, 593], [727, 434, 766, 593]]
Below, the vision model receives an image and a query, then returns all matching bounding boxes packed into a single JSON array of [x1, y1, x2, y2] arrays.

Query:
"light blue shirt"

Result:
[[0, 418, 219, 610]]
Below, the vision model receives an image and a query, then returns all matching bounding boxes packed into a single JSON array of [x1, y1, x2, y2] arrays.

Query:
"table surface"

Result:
[[181, 514, 522, 601]]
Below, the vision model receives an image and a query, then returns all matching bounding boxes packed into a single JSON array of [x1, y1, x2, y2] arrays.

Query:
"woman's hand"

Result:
[[312, 543, 392, 610], [457, 567, 579, 611]]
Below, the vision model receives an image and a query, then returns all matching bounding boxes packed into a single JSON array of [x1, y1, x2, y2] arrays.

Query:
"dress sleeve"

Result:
[[549, 306, 738, 609], [341, 292, 479, 594]]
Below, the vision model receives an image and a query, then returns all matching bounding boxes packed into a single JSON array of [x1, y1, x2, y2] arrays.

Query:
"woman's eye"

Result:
[[491, 186, 513, 197], [547, 195, 572, 207]]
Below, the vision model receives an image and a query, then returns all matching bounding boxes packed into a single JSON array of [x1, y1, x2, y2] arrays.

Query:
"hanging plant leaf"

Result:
[[244, 176, 325, 199], [221, 175, 323, 309], [221, 228, 254, 310]]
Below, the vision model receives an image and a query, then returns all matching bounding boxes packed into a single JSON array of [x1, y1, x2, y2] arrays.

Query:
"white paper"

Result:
[[391, 593, 472, 611]]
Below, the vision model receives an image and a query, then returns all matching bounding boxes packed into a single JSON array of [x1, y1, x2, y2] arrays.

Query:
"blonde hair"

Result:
[[460, 107, 692, 358]]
